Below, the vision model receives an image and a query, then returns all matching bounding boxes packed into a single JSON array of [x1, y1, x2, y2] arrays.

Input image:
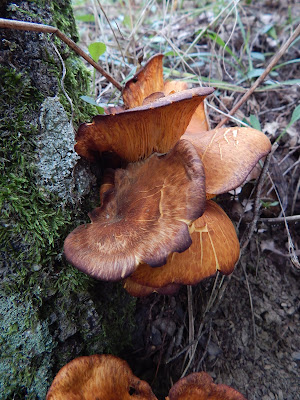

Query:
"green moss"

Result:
[[0, 3, 136, 398], [51, 0, 79, 41], [50, 0, 99, 122], [61, 55, 98, 123], [0, 68, 70, 267]]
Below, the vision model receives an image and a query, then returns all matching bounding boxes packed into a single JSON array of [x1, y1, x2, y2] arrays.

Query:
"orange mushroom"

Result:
[[182, 127, 271, 196], [124, 200, 240, 296], [75, 86, 213, 163], [65, 53, 271, 293], [122, 53, 165, 109], [123, 53, 210, 132], [64, 140, 206, 281], [166, 372, 246, 400], [119, 56, 271, 297], [46, 354, 158, 400], [124, 279, 182, 298], [124, 126, 271, 296]]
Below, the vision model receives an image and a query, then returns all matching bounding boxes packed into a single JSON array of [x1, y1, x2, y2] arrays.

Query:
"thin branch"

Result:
[[0, 18, 123, 91], [259, 215, 300, 223], [216, 23, 300, 129]]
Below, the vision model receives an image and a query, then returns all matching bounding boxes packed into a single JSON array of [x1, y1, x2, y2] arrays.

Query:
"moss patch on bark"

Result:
[[0, 2, 135, 398]]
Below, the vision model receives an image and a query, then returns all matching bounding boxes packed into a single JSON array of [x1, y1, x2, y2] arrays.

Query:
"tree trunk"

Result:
[[0, 2, 135, 398]]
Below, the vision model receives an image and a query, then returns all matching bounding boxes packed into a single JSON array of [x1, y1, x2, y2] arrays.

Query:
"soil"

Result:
[[127, 241, 300, 400]]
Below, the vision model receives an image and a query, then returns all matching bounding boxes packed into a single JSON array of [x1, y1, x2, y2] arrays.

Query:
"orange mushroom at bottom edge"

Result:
[[46, 354, 158, 400], [166, 372, 247, 400], [123, 200, 240, 297]]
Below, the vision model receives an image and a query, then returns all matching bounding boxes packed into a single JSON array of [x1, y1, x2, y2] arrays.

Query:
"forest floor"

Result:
[[73, 1, 300, 399]]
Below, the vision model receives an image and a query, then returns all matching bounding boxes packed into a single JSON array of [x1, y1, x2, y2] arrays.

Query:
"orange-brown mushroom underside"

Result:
[[64, 140, 206, 281], [46, 354, 157, 400], [124, 200, 240, 292], [166, 372, 246, 400], [75, 86, 213, 162]]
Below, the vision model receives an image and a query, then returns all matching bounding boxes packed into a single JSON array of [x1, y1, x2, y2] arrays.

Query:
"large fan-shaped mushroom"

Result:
[[182, 127, 271, 196], [64, 140, 206, 281]]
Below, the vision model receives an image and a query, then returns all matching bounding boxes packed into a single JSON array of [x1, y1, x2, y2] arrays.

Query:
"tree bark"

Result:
[[0, 2, 135, 398]]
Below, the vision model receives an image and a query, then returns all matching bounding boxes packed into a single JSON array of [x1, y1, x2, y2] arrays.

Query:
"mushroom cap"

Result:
[[163, 80, 209, 134], [75, 86, 214, 162], [182, 127, 271, 195], [124, 279, 181, 297], [163, 80, 188, 95], [166, 372, 246, 400], [124, 200, 240, 289], [184, 102, 209, 135], [123, 52, 209, 135], [123, 53, 164, 108], [64, 140, 206, 281], [46, 354, 157, 400]]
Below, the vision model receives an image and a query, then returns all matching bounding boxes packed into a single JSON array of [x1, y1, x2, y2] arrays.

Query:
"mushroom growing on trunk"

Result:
[[64, 53, 271, 295]]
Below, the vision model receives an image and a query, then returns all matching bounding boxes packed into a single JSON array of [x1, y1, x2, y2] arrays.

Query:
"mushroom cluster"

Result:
[[46, 354, 247, 400], [64, 54, 271, 296]]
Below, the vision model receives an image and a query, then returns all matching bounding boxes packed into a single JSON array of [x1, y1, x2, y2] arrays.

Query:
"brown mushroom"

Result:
[[124, 279, 181, 298], [124, 200, 240, 292], [75, 86, 213, 163], [64, 140, 206, 281], [166, 372, 246, 400], [182, 127, 271, 196], [123, 53, 210, 134], [66, 53, 271, 294], [123, 53, 164, 109], [46, 354, 158, 400]]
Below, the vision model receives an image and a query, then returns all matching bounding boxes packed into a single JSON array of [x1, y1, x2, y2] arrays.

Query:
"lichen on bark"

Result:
[[0, 1, 136, 398]]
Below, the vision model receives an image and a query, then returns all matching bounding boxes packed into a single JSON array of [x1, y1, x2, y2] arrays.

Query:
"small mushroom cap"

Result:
[[124, 279, 181, 297], [123, 53, 164, 108], [125, 200, 240, 288], [163, 80, 209, 135], [167, 372, 246, 400], [182, 127, 271, 195], [75, 86, 214, 162], [163, 80, 188, 95], [184, 102, 209, 134], [46, 354, 157, 400], [64, 140, 206, 281]]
